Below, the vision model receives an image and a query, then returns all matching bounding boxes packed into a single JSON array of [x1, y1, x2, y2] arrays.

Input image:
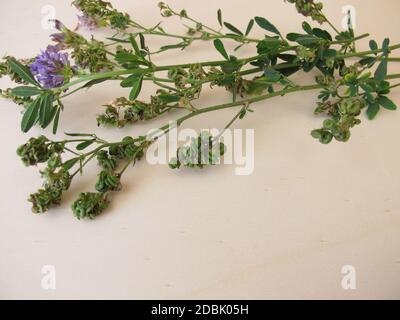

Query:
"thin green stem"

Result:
[[330, 33, 369, 45], [325, 19, 341, 35], [154, 73, 400, 137], [390, 83, 400, 89], [385, 73, 400, 80], [55, 41, 400, 95], [154, 84, 323, 137], [67, 73, 400, 181], [337, 44, 400, 58]]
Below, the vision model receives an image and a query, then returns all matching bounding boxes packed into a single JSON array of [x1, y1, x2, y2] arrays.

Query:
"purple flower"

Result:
[[77, 14, 99, 30], [29, 46, 71, 89]]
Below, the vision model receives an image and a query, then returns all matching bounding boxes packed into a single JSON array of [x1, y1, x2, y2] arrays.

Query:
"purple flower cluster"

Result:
[[29, 46, 70, 89]]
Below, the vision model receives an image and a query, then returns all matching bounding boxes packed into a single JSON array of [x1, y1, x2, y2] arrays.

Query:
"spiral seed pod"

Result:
[[169, 132, 226, 169], [17, 136, 52, 166], [71, 192, 109, 220], [29, 187, 63, 213], [97, 150, 117, 171], [95, 171, 121, 193]]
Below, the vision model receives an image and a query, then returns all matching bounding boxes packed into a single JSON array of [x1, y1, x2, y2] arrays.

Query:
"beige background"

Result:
[[0, 0, 399, 299]]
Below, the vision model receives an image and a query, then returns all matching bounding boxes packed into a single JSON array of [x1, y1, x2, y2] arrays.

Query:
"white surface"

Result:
[[0, 0, 399, 299]]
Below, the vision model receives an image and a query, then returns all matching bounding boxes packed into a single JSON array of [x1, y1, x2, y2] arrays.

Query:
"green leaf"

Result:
[[160, 43, 187, 51], [217, 9, 223, 27], [323, 49, 337, 58], [374, 58, 388, 81], [11, 86, 42, 97], [296, 35, 319, 46], [367, 102, 380, 120], [377, 96, 397, 110], [369, 40, 378, 51], [8, 58, 40, 87], [360, 83, 374, 93], [129, 34, 141, 56], [21, 97, 41, 132], [52, 107, 61, 134], [39, 93, 55, 128], [82, 77, 111, 89], [359, 57, 376, 66], [312, 28, 332, 41], [213, 39, 229, 60], [120, 74, 142, 88], [139, 33, 146, 50], [278, 54, 297, 62], [255, 16, 280, 35], [264, 68, 282, 82], [115, 52, 139, 63], [65, 133, 96, 137], [302, 22, 313, 34], [256, 38, 281, 54], [222, 60, 240, 74], [129, 76, 143, 100], [223, 22, 243, 35], [105, 37, 129, 43], [275, 64, 301, 77], [382, 38, 390, 54], [63, 157, 80, 170], [158, 94, 181, 103], [245, 19, 254, 36], [76, 140, 95, 151], [286, 33, 301, 41]]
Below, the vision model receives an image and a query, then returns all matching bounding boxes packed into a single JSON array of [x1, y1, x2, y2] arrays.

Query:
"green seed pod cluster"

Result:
[[296, 46, 316, 63], [71, 39, 111, 73], [29, 188, 63, 214], [29, 155, 72, 213], [121, 136, 145, 160], [16, 136, 64, 166], [94, 137, 145, 200], [169, 132, 226, 169], [168, 65, 205, 90], [71, 192, 109, 220], [311, 97, 365, 144], [97, 97, 170, 128], [73, 0, 130, 30], [97, 150, 117, 171], [314, 100, 334, 114], [96, 106, 122, 127], [95, 170, 121, 193], [158, 2, 173, 17], [0, 60, 7, 78], [124, 99, 166, 123], [286, 0, 326, 24], [107, 137, 145, 161]]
